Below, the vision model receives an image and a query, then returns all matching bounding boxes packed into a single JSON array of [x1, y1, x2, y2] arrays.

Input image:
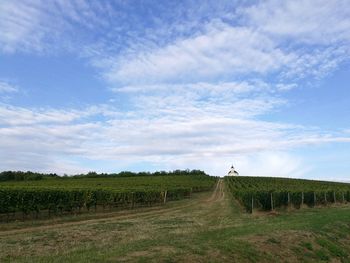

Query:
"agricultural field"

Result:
[[226, 176, 350, 212], [0, 173, 216, 222], [1, 176, 350, 262]]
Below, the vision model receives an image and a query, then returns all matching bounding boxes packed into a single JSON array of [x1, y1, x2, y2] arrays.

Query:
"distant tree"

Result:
[[0, 169, 209, 181]]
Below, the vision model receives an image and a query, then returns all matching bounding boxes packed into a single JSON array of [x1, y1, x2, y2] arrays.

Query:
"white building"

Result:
[[227, 165, 239, 176]]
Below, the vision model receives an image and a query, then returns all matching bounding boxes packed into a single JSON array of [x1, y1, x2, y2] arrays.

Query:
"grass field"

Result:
[[1, 179, 350, 262]]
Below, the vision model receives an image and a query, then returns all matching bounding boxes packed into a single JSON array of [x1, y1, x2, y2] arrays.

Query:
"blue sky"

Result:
[[0, 0, 350, 181]]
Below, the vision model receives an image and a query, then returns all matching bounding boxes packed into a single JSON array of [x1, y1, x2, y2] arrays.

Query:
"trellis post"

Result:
[[301, 192, 304, 206], [163, 190, 168, 204], [270, 193, 274, 211], [131, 192, 135, 209], [287, 192, 290, 207], [314, 192, 316, 206]]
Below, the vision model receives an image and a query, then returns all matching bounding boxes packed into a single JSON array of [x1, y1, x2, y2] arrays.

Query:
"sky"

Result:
[[0, 0, 350, 181]]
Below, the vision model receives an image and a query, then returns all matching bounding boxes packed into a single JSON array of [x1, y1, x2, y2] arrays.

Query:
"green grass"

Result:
[[300, 241, 313, 251]]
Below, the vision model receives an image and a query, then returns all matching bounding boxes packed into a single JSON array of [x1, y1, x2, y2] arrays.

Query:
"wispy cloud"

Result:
[[0, 0, 238, 55], [242, 0, 350, 44], [96, 0, 349, 86], [1, 0, 348, 83], [1, 100, 349, 175], [235, 152, 310, 178], [0, 0, 45, 53], [0, 81, 18, 93], [105, 25, 294, 84]]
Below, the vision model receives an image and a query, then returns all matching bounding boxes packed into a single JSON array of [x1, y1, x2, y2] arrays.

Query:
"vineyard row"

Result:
[[225, 176, 350, 213], [232, 190, 350, 213], [0, 186, 204, 221]]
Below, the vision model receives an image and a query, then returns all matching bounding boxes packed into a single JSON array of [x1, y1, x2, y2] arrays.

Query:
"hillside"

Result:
[[0, 178, 350, 262]]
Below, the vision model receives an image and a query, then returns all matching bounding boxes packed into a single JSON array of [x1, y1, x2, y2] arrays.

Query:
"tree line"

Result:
[[0, 169, 209, 181]]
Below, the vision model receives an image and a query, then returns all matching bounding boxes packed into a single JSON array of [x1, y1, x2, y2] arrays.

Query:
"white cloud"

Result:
[[1, 101, 349, 175], [113, 81, 298, 103], [0, 105, 86, 125], [1, 0, 348, 83], [98, 0, 350, 85], [114, 81, 258, 94], [0, 0, 237, 55], [234, 152, 310, 178], [0, 0, 45, 53], [281, 46, 350, 80], [105, 25, 294, 84], [243, 0, 350, 45], [0, 0, 112, 53], [0, 81, 18, 93]]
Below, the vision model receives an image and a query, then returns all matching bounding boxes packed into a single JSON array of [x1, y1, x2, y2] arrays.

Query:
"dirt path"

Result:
[[206, 179, 222, 202]]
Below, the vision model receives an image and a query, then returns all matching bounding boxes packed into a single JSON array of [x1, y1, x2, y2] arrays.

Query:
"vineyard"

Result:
[[0, 175, 216, 221], [226, 176, 350, 213]]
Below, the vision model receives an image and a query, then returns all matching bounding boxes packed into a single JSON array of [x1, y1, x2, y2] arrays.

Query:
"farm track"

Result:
[[0, 180, 224, 236], [207, 178, 224, 203]]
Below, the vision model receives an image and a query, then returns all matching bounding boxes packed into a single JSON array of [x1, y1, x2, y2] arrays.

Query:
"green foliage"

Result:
[[0, 169, 209, 182], [0, 175, 216, 219], [225, 176, 350, 212], [73, 169, 209, 178], [0, 171, 58, 181]]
